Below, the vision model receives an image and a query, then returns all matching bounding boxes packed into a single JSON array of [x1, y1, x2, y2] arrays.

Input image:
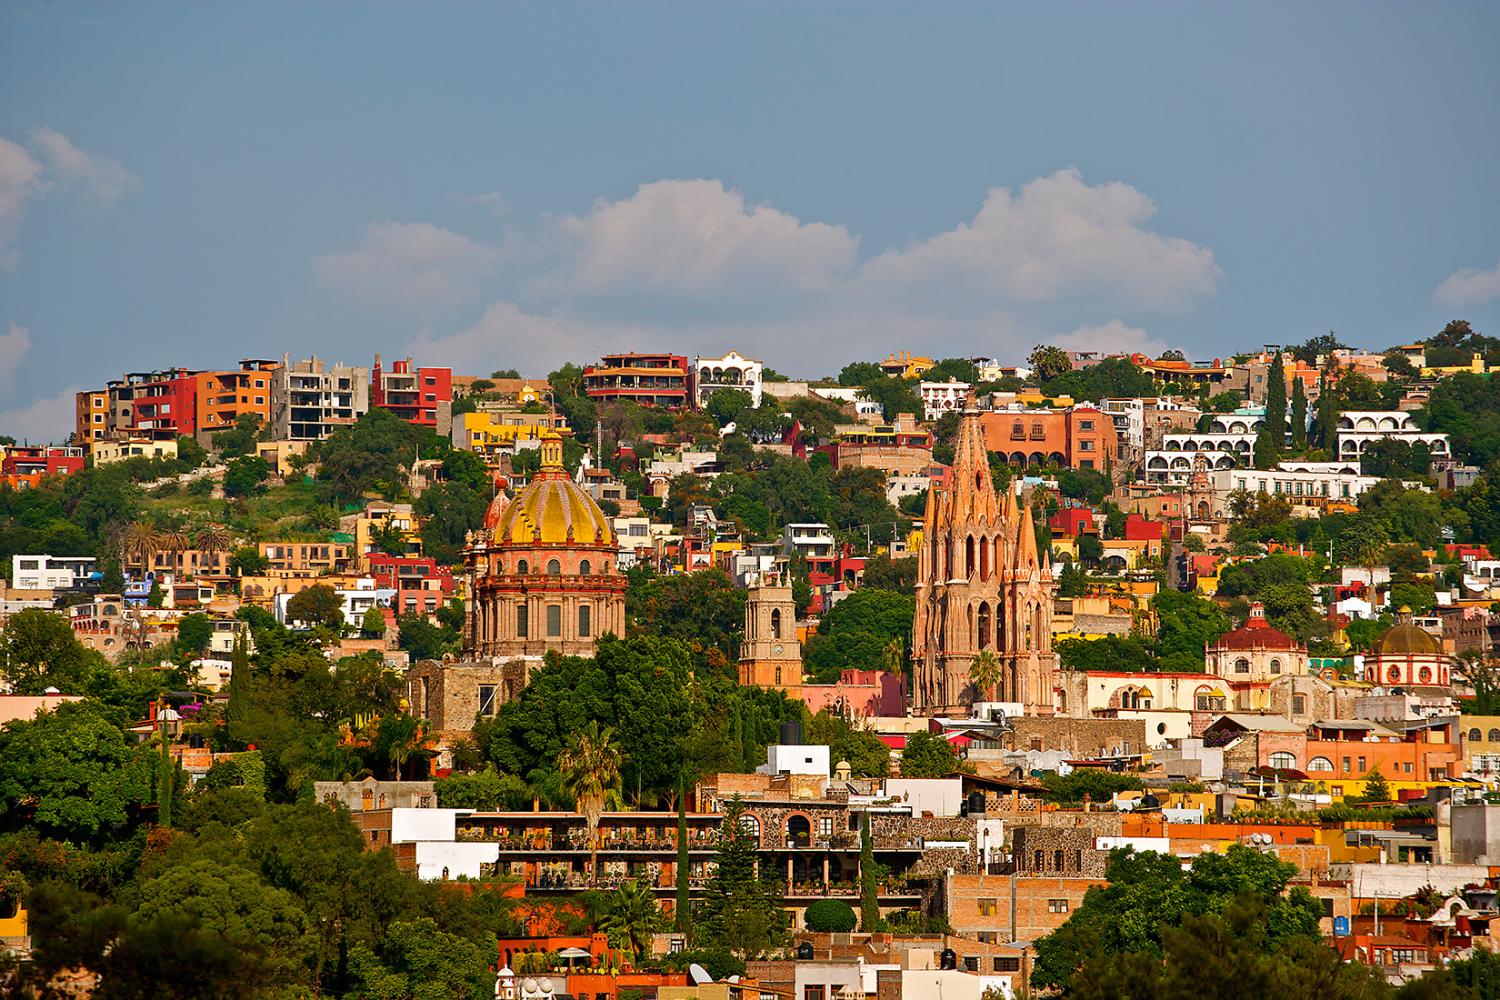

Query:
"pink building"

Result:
[[797, 669, 907, 719]]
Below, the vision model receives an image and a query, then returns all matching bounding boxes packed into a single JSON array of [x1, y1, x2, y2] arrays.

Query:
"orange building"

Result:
[[195, 359, 281, 438], [74, 390, 108, 445], [980, 406, 1116, 471]]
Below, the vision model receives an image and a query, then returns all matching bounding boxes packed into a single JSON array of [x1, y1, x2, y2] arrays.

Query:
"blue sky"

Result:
[[2, 2, 1498, 439]]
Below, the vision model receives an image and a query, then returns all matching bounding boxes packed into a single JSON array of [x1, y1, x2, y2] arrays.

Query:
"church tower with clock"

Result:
[[739, 570, 803, 694]]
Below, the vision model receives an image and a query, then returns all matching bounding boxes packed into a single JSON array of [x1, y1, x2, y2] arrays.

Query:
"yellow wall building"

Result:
[[91, 437, 179, 465]]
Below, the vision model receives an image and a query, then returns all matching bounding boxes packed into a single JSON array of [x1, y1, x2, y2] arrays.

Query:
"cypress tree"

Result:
[[1291, 377, 1307, 450], [676, 775, 692, 934], [859, 811, 880, 931], [1263, 354, 1287, 457], [156, 694, 173, 829], [227, 631, 249, 745], [1316, 375, 1341, 450]]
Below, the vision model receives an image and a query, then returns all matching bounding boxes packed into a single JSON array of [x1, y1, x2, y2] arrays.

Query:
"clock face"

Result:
[[773, 644, 784, 656]]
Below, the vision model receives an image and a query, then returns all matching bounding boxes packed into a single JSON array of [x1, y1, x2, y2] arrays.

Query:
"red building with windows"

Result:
[[582, 353, 693, 408], [127, 368, 199, 438], [367, 553, 455, 618], [371, 356, 452, 429], [2, 446, 86, 489]]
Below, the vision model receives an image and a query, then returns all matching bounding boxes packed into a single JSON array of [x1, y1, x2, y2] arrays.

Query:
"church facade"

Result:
[[912, 410, 1058, 716]]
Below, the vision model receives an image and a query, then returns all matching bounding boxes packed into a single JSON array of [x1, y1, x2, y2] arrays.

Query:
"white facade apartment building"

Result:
[[918, 380, 970, 421], [1209, 467, 1396, 514], [1335, 411, 1450, 460], [694, 350, 764, 408], [11, 554, 97, 591]]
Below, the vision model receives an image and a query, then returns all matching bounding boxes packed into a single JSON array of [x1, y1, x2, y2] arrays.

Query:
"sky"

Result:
[[2, 2, 1499, 441]]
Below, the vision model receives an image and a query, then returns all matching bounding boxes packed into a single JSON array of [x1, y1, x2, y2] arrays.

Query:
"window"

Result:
[[1357, 756, 1366, 772], [516, 603, 528, 637], [1269, 751, 1297, 770], [1292, 694, 1306, 716], [1235, 657, 1251, 674], [546, 605, 562, 637], [771, 608, 783, 639], [977, 897, 998, 917], [578, 604, 591, 638], [478, 685, 498, 717], [1270, 659, 1282, 675], [818, 816, 833, 837], [517, 558, 529, 575], [739, 814, 760, 837], [580, 559, 591, 576], [1079, 439, 1094, 452], [995, 957, 1021, 973], [547, 558, 561, 576], [1490, 729, 1500, 742], [1308, 757, 1334, 772], [805, 988, 825, 1000], [1473, 728, 1484, 742], [1342, 756, 1351, 772], [1033, 850, 1045, 871], [1079, 420, 1094, 431], [1048, 898, 1070, 913]]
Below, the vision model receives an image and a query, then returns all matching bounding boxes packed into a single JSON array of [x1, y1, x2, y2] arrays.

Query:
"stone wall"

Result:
[[1002, 717, 1147, 758], [1010, 827, 1109, 878]]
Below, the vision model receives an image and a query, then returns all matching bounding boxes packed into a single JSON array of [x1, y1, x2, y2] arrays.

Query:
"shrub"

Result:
[[804, 899, 857, 932]]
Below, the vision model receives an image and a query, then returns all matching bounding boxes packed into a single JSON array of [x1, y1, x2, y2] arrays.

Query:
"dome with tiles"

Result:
[[491, 436, 614, 547]]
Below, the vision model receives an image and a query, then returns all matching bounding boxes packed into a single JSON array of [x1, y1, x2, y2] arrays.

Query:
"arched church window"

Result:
[[771, 609, 783, 640], [580, 559, 591, 576], [547, 559, 561, 576], [517, 559, 529, 575]]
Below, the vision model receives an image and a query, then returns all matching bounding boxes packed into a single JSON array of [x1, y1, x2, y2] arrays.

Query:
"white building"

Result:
[[918, 380, 970, 421], [1210, 467, 1394, 512], [11, 554, 97, 591], [782, 523, 836, 560], [1210, 410, 1265, 435], [1144, 450, 1241, 484], [1335, 411, 1450, 460], [759, 743, 831, 778], [694, 350, 764, 408], [886, 472, 930, 507], [273, 577, 396, 627]]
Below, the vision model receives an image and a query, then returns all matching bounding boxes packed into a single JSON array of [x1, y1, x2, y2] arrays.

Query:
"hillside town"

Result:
[[6, 328, 1500, 997]]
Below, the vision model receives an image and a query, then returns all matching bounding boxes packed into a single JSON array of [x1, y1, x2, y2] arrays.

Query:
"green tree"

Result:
[[859, 811, 880, 931], [229, 544, 268, 576], [360, 606, 388, 637], [222, 455, 271, 499], [1154, 590, 1232, 673], [969, 650, 1002, 702], [1028, 345, 1073, 382], [803, 589, 914, 683], [347, 916, 495, 1000], [1290, 377, 1307, 449], [213, 413, 264, 459], [284, 584, 344, 630], [559, 721, 624, 885], [0, 700, 152, 842], [596, 879, 665, 963], [804, 899, 857, 932], [838, 361, 884, 386], [698, 798, 785, 958], [704, 388, 756, 428], [1357, 765, 1392, 803], [0, 607, 107, 693], [676, 776, 691, 934], [176, 612, 213, 656], [899, 730, 961, 778]]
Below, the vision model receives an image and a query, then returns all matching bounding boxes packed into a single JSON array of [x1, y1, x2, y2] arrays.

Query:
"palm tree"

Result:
[[970, 649, 1002, 703], [882, 636, 905, 675], [558, 722, 624, 885], [116, 521, 162, 571], [157, 527, 190, 570], [597, 879, 664, 964], [195, 524, 232, 556]]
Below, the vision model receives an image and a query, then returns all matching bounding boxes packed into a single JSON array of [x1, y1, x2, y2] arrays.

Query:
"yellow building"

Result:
[[451, 410, 571, 463], [91, 437, 179, 465], [345, 502, 422, 568], [1421, 352, 1489, 379], [74, 389, 108, 445], [878, 351, 935, 379]]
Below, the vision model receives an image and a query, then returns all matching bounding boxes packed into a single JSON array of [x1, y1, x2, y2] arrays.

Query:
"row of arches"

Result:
[[508, 557, 607, 576]]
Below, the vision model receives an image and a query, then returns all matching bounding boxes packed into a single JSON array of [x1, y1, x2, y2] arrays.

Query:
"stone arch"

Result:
[[977, 602, 992, 649], [771, 608, 783, 640], [966, 536, 976, 578]]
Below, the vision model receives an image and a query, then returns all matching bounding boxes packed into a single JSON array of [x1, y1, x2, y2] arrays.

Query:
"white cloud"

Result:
[[863, 168, 1220, 309], [0, 385, 79, 445], [0, 139, 45, 270], [409, 300, 655, 375], [550, 179, 858, 296], [29, 127, 137, 203], [1434, 259, 1500, 308], [0, 322, 33, 388], [312, 222, 506, 309], [446, 190, 509, 219], [1050, 319, 1169, 356]]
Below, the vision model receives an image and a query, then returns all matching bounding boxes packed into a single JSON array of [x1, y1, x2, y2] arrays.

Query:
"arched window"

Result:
[[977, 603, 991, 649], [1489, 729, 1500, 743], [1269, 751, 1297, 770], [1235, 658, 1250, 674], [966, 536, 976, 578], [1388, 666, 1402, 683], [517, 558, 529, 575], [579, 559, 591, 576], [771, 609, 783, 640], [739, 813, 761, 838], [547, 558, 561, 576], [1270, 659, 1282, 675], [1308, 757, 1334, 772], [1471, 728, 1484, 742]]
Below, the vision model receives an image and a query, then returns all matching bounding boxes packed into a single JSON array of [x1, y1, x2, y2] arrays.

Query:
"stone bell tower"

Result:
[[738, 569, 803, 694]]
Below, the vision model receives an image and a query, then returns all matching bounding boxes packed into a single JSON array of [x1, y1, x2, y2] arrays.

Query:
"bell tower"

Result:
[[738, 570, 803, 694]]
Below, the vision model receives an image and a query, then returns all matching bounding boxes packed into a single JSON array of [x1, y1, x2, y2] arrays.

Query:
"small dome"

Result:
[[1374, 621, 1442, 656]]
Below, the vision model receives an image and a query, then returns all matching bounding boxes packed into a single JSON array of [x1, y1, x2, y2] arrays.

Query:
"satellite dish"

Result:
[[689, 963, 713, 985]]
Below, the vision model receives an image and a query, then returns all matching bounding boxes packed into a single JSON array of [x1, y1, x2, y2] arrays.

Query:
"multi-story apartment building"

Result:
[[108, 368, 200, 440], [822, 415, 934, 476], [90, 437, 178, 466], [11, 554, 97, 591], [979, 405, 1116, 471], [270, 356, 370, 441], [257, 540, 353, 576], [693, 350, 764, 408], [582, 353, 692, 407], [878, 351, 935, 379], [121, 547, 234, 585], [195, 359, 280, 438], [450, 409, 570, 463], [371, 355, 452, 431], [918, 380, 970, 420], [73, 390, 108, 445], [1335, 411, 1450, 462], [367, 553, 454, 617]]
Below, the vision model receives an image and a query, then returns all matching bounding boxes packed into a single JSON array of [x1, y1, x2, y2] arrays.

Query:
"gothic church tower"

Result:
[[912, 409, 1057, 715]]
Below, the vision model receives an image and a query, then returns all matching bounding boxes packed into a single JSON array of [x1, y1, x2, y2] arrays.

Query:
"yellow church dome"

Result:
[[492, 436, 615, 546], [1373, 620, 1441, 657]]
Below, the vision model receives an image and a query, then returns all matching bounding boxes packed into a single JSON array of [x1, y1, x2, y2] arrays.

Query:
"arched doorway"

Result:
[[787, 815, 812, 848]]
